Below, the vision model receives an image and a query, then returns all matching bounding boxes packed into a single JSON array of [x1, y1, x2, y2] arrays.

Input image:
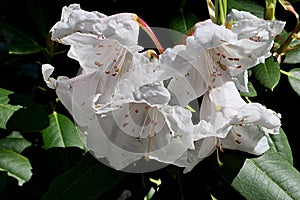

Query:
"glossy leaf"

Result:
[[232, 149, 300, 200], [0, 132, 31, 153], [0, 22, 44, 54], [42, 112, 85, 150], [169, 10, 198, 43], [0, 88, 22, 129], [239, 81, 257, 97], [227, 0, 264, 18], [288, 68, 300, 96], [284, 47, 300, 64], [267, 128, 293, 165], [169, 10, 198, 34], [0, 132, 32, 186], [253, 56, 281, 90], [42, 153, 126, 200]]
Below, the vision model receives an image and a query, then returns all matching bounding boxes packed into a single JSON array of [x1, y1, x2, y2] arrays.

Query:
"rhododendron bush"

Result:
[[1, 0, 300, 199]]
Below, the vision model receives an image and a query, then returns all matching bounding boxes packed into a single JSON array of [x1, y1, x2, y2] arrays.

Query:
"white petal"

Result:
[[229, 103, 281, 133], [221, 125, 270, 155], [51, 4, 140, 49], [41, 64, 57, 89], [86, 117, 142, 170], [160, 45, 207, 106], [133, 82, 170, 106], [194, 20, 238, 49], [87, 102, 195, 171], [173, 137, 216, 173]]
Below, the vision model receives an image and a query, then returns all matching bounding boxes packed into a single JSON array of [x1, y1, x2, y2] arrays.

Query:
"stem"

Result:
[[245, 96, 252, 103], [141, 173, 147, 191], [265, 0, 277, 20], [280, 69, 291, 76], [276, 21, 300, 62], [214, 0, 227, 25], [177, 172, 185, 200]]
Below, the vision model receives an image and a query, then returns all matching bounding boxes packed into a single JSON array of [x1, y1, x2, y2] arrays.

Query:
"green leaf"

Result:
[[287, 68, 300, 96], [0, 88, 22, 129], [42, 153, 126, 200], [42, 112, 85, 150], [284, 47, 300, 64], [227, 0, 264, 18], [0, 22, 44, 54], [0, 132, 32, 186], [232, 149, 300, 200], [169, 10, 198, 43], [239, 81, 257, 97], [0, 132, 31, 153], [266, 128, 293, 165], [253, 56, 281, 90]]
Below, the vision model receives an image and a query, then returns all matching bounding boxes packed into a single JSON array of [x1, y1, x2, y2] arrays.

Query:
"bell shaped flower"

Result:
[[161, 9, 285, 98], [89, 86, 196, 171], [193, 11, 284, 91], [51, 4, 140, 51], [42, 64, 105, 127], [42, 63, 196, 171], [174, 80, 281, 172]]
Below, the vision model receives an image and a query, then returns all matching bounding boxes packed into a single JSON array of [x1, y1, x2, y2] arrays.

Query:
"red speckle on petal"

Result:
[[95, 61, 104, 67], [235, 139, 241, 144]]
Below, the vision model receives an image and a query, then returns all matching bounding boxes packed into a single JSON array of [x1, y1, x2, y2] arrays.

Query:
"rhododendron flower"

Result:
[[89, 91, 196, 171], [42, 4, 285, 173], [42, 63, 196, 171], [174, 80, 281, 172], [161, 9, 285, 98], [51, 4, 140, 51]]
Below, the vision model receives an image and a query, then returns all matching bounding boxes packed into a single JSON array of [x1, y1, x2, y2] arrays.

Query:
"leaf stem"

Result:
[[280, 69, 291, 76]]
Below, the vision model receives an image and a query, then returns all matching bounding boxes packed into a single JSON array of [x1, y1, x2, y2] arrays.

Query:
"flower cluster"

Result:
[[42, 4, 284, 172]]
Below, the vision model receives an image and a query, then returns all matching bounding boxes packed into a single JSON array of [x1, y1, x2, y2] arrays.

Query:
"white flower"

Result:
[[42, 64, 104, 127], [174, 80, 281, 172], [51, 4, 140, 50], [42, 51, 196, 172], [159, 44, 207, 107], [87, 100, 196, 171], [88, 76, 196, 170], [193, 11, 285, 91], [162, 10, 285, 96]]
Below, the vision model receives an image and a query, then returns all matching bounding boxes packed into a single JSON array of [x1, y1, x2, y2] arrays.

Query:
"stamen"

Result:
[[133, 14, 164, 54], [147, 50, 159, 60], [235, 139, 242, 144], [95, 61, 104, 67], [145, 135, 152, 161], [216, 138, 223, 167]]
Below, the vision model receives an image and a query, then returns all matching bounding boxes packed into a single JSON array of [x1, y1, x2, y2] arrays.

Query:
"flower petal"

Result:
[[229, 103, 281, 134], [221, 125, 270, 155], [51, 4, 140, 49], [41, 64, 57, 89]]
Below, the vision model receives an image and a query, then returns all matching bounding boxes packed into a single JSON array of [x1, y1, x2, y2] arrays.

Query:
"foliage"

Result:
[[0, 0, 300, 199]]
